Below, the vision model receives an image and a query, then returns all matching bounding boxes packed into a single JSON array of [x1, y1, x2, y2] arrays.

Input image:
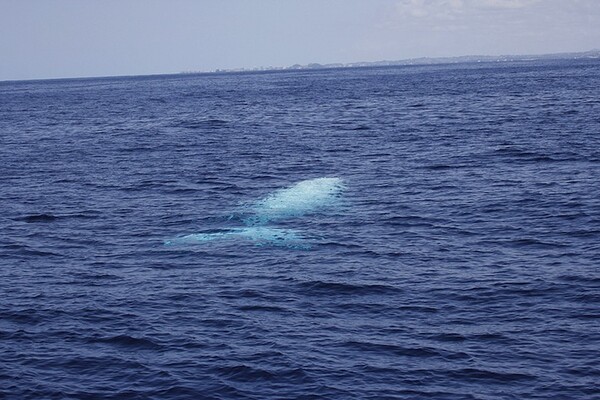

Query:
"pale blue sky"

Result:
[[1, 0, 599, 80]]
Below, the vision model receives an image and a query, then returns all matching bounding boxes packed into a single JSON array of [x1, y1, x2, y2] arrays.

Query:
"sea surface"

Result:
[[1, 59, 599, 399]]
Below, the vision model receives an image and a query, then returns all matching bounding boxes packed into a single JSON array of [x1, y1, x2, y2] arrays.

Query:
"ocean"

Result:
[[1, 59, 599, 399]]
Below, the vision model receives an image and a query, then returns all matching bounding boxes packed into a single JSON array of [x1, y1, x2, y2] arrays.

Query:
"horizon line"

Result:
[[2, 49, 599, 84]]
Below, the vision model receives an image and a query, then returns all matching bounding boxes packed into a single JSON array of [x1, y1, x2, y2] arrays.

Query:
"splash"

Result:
[[166, 177, 344, 248]]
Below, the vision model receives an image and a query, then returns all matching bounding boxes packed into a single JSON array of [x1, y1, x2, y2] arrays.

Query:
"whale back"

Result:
[[250, 177, 344, 223], [166, 177, 345, 249]]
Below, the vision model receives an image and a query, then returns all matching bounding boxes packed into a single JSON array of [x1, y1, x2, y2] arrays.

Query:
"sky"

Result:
[[1, 0, 599, 81]]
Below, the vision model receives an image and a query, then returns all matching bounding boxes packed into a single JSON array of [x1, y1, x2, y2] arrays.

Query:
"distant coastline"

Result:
[[4, 50, 599, 83], [181, 49, 600, 75]]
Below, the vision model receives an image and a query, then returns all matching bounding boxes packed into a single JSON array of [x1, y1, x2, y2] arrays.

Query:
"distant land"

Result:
[[182, 50, 600, 75]]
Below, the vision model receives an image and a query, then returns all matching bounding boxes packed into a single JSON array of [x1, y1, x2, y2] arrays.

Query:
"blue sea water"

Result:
[[1, 59, 599, 399]]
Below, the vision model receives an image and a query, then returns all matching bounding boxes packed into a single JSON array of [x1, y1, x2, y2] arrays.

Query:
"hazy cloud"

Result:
[[393, 0, 542, 19], [369, 0, 600, 61], [394, 0, 465, 19], [479, 0, 540, 9]]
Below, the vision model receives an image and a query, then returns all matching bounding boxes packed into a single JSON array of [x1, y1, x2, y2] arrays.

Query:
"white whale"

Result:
[[166, 177, 344, 248], [249, 177, 344, 224]]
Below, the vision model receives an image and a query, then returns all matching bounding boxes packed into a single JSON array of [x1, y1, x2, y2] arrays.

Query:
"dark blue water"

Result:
[[1, 60, 599, 399]]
